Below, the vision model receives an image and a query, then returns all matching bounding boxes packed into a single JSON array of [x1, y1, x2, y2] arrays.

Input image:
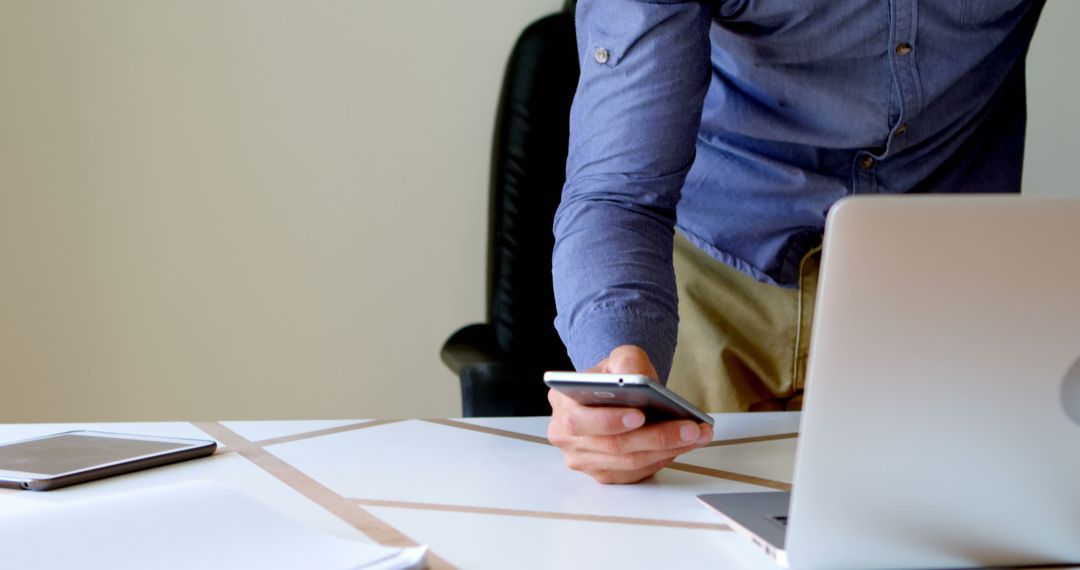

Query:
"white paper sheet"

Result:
[[0, 480, 426, 570]]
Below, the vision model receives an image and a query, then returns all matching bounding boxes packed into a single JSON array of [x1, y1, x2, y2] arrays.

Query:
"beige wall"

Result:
[[0, 1, 558, 421], [1, 2, 1077, 422]]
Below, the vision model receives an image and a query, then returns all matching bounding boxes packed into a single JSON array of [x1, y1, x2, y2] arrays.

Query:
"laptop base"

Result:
[[698, 492, 790, 566]]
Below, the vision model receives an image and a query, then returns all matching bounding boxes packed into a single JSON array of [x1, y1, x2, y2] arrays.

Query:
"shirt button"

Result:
[[895, 43, 913, 56], [893, 123, 908, 137], [858, 155, 876, 171], [594, 48, 610, 64]]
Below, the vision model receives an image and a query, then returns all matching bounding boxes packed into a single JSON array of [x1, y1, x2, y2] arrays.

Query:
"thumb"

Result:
[[600, 345, 659, 381]]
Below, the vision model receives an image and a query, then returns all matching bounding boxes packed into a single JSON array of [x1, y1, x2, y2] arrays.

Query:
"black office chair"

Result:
[[440, 1, 580, 417]]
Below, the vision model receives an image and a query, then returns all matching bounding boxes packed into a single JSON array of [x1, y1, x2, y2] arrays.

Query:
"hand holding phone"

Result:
[[544, 345, 715, 485], [544, 371, 714, 426]]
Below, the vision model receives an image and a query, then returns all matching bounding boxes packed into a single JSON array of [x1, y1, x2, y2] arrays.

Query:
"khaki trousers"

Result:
[[667, 233, 821, 413]]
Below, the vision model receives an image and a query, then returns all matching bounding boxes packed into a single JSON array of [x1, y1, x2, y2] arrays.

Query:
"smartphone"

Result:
[[0, 431, 217, 491], [543, 371, 714, 426]]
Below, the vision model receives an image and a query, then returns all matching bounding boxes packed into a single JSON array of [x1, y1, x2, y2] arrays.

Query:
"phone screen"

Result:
[[0, 434, 193, 476]]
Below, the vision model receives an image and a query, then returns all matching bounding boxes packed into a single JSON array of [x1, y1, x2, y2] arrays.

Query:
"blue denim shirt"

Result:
[[553, 0, 1045, 379]]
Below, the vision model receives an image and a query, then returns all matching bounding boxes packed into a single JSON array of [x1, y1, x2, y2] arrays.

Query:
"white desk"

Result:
[[0, 414, 801, 569]]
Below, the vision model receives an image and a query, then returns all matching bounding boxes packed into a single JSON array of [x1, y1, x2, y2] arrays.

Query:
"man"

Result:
[[548, 0, 1045, 484]]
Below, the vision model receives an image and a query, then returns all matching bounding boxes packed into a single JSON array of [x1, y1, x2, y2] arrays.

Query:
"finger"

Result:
[[547, 390, 645, 449], [547, 386, 576, 410], [550, 399, 645, 438], [585, 421, 713, 455], [565, 442, 702, 474], [563, 399, 646, 437], [548, 386, 645, 436], [587, 458, 678, 485]]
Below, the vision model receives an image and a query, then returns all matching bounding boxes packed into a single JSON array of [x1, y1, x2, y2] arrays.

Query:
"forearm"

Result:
[[553, 196, 680, 379], [553, 0, 712, 380]]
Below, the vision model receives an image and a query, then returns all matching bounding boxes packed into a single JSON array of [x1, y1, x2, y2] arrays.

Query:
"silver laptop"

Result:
[[698, 195, 1080, 569]]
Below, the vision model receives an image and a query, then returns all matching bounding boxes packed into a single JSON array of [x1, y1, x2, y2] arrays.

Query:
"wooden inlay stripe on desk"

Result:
[[353, 498, 732, 532], [427, 418, 793, 491], [667, 463, 792, 492], [423, 418, 551, 445], [252, 419, 400, 447], [704, 432, 798, 447], [429, 419, 797, 451], [191, 421, 455, 570]]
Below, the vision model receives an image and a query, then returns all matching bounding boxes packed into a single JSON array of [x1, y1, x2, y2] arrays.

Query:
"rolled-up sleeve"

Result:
[[553, 0, 712, 380]]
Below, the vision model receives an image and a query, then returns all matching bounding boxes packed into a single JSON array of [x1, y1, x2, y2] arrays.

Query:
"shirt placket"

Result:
[[853, 0, 922, 195]]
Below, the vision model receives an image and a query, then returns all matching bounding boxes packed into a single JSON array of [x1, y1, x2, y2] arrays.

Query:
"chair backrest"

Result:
[[487, 5, 579, 382]]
